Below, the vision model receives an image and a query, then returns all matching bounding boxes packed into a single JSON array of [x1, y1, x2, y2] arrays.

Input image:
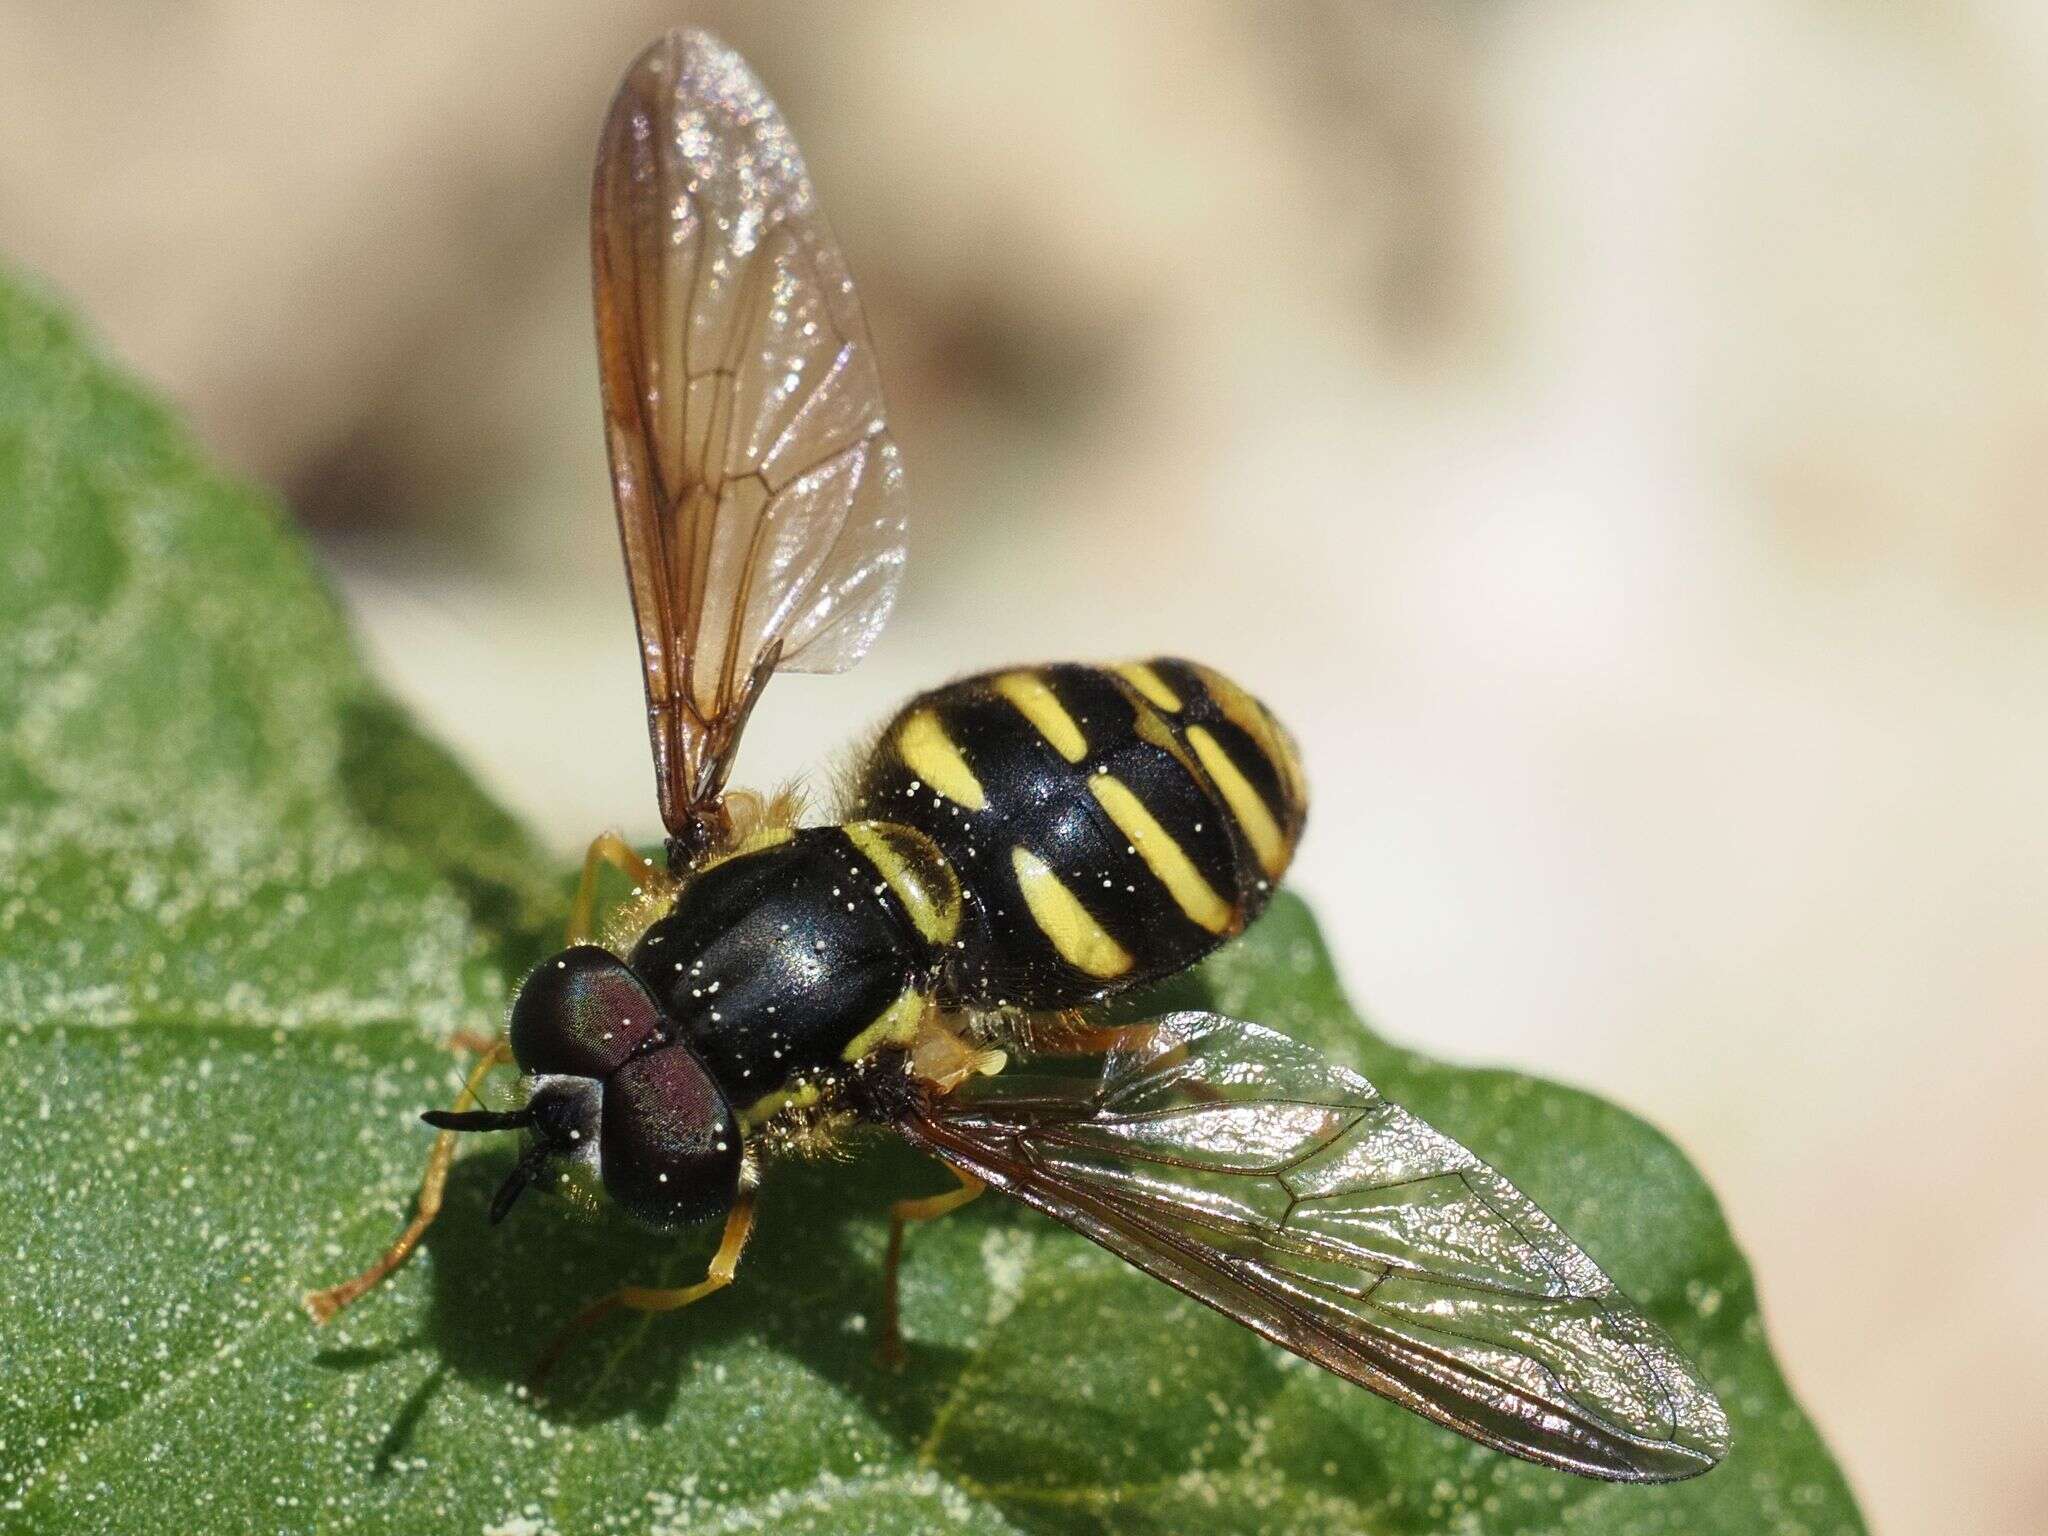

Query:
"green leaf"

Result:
[[0, 269, 1865, 1535]]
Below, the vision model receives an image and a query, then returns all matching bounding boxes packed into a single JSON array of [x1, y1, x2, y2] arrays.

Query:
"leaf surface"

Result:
[[0, 272, 1865, 1535]]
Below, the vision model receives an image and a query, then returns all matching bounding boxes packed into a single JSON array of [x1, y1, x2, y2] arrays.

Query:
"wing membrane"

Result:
[[900, 1011, 1730, 1482], [594, 30, 906, 837]]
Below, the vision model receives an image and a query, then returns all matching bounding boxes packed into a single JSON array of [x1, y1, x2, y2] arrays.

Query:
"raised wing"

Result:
[[899, 1011, 1730, 1482], [594, 30, 906, 846]]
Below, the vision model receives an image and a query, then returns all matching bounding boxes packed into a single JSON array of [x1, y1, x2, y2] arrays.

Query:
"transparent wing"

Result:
[[593, 30, 906, 837], [899, 1011, 1730, 1483]]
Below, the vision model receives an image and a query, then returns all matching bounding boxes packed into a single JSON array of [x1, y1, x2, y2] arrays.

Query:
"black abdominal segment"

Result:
[[850, 658, 1307, 1011]]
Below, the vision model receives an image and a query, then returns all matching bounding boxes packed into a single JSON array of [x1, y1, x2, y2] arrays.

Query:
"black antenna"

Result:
[[488, 1142, 553, 1225], [420, 1106, 534, 1133], [418, 1098, 568, 1226]]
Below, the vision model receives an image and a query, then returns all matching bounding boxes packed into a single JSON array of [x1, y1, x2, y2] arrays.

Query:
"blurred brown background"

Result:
[[5, 3, 2043, 1529]]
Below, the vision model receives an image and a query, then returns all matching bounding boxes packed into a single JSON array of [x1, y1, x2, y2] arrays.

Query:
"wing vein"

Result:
[[903, 1010, 1730, 1481], [590, 29, 906, 839]]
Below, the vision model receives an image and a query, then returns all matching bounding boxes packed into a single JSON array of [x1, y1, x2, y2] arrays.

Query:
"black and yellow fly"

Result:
[[308, 29, 1729, 1483]]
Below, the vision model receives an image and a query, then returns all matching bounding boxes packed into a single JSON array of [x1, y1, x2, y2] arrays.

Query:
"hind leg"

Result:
[[1023, 1019, 1163, 1057], [304, 1038, 512, 1322], [876, 1162, 986, 1369]]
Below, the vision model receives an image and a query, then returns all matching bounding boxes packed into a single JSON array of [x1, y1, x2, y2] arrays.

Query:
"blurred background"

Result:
[[4, 2, 2042, 1528]]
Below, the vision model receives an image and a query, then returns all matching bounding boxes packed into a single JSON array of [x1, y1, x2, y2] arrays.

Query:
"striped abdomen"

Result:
[[851, 659, 1307, 1011]]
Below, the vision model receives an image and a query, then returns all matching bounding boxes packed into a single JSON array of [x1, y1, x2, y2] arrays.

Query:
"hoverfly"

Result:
[[307, 28, 1729, 1483]]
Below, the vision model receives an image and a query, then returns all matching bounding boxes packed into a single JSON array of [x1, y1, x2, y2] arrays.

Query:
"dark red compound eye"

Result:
[[509, 945, 664, 1079], [600, 1041, 743, 1228]]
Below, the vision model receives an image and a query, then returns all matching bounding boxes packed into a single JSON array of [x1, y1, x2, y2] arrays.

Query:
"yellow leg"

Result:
[[529, 1188, 758, 1388], [304, 1039, 512, 1323], [1027, 1019, 1162, 1057], [877, 1163, 986, 1368], [1016, 1017, 1226, 1100], [568, 831, 672, 945], [720, 788, 766, 843]]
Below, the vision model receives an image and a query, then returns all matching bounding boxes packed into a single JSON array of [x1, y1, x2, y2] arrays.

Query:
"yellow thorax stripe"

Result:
[[843, 821, 962, 945], [696, 822, 794, 875], [1009, 846, 1133, 978], [897, 708, 986, 810], [993, 671, 1088, 762], [1186, 726, 1288, 877], [740, 1079, 822, 1130], [1088, 773, 1232, 934], [840, 986, 927, 1061], [1113, 661, 1183, 712]]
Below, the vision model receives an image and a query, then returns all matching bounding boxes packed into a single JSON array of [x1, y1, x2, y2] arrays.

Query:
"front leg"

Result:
[[304, 1037, 513, 1322], [529, 1187, 759, 1388]]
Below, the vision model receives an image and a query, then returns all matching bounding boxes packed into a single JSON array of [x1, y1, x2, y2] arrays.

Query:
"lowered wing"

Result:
[[899, 1010, 1730, 1482]]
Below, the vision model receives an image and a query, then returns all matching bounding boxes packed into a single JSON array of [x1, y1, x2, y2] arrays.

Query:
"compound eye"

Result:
[[601, 1040, 742, 1228], [510, 946, 663, 1079]]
